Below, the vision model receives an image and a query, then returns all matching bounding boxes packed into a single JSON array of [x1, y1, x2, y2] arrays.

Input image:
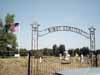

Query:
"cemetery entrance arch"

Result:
[[32, 25, 95, 52], [31, 24, 96, 67]]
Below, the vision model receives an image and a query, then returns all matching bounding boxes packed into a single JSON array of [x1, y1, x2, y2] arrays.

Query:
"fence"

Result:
[[0, 51, 100, 75]]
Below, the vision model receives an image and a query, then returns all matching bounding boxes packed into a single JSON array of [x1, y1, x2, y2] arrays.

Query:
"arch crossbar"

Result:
[[39, 26, 90, 39]]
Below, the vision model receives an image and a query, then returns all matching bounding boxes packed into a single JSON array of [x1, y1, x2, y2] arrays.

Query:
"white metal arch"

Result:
[[39, 26, 90, 39]]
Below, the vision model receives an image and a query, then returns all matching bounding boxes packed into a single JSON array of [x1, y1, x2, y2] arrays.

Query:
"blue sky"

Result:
[[0, 0, 100, 50]]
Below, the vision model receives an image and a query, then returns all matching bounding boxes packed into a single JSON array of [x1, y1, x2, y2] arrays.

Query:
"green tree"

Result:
[[5, 13, 14, 25], [68, 49, 74, 57], [43, 48, 49, 56], [3, 14, 15, 32], [0, 14, 18, 57], [58, 44, 65, 56], [52, 44, 58, 56], [20, 48, 28, 56], [74, 48, 81, 56], [80, 47, 90, 56], [5, 14, 17, 49], [96, 49, 100, 54], [0, 18, 3, 28]]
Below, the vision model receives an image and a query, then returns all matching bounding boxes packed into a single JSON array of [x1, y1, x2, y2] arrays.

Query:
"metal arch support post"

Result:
[[89, 27, 96, 67], [89, 27, 96, 52], [28, 23, 40, 75], [31, 22, 40, 75]]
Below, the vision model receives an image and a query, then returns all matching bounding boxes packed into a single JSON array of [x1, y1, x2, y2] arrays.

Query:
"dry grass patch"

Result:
[[0, 56, 96, 75]]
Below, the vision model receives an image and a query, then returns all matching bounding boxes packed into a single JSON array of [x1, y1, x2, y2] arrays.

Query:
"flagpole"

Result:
[[15, 23, 20, 57], [18, 25, 20, 56]]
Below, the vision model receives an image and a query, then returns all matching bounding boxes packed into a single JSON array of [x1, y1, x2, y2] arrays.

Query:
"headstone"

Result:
[[59, 53, 62, 60], [75, 53, 79, 57], [14, 54, 20, 58], [76, 53, 81, 61], [81, 54, 84, 63], [39, 57, 42, 63], [64, 50, 70, 61], [65, 54, 70, 61]]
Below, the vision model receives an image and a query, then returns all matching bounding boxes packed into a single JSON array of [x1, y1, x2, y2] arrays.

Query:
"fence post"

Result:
[[28, 51, 31, 75], [95, 51, 98, 67]]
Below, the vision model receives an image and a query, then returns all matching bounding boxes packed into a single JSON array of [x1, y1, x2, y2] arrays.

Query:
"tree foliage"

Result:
[[96, 49, 100, 54], [43, 48, 49, 56], [74, 48, 81, 56], [5, 13, 15, 25], [80, 47, 89, 56], [0, 13, 17, 57], [68, 47, 90, 57], [20, 48, 28, 56], [58, 44, 65, 56], [52, 44, 58, 56], [68, 49, 74, 56]]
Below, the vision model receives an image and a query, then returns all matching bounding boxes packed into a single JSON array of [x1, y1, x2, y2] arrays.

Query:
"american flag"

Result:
[[9, 23, 19, 32]]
